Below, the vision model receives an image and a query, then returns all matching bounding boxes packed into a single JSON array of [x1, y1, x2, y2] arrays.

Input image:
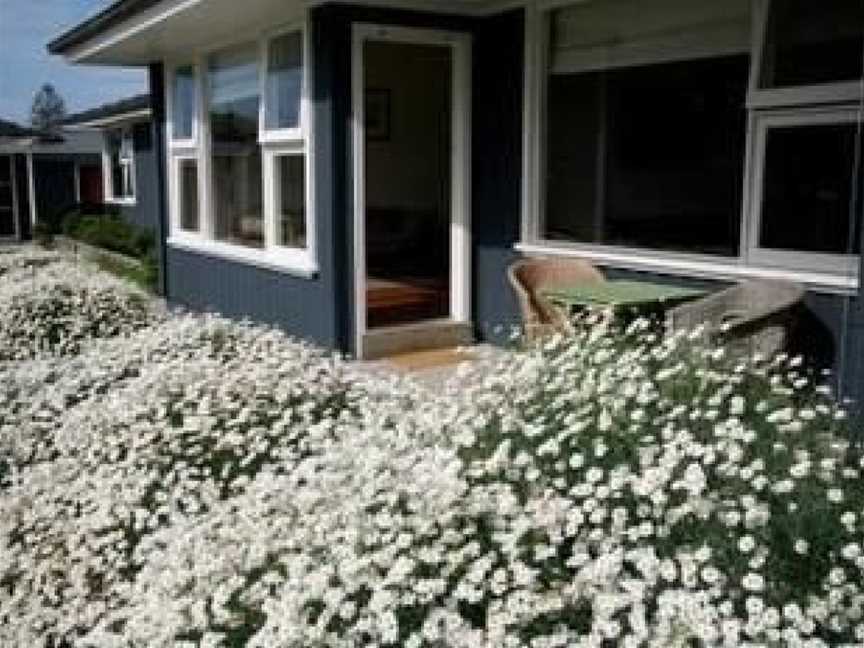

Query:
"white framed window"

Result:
[[170, 63, 197, 143], [747, 107, 862, 276], [166, 21, 315, 276], [171, 154, 200, 234], [103, 126, 136, 204], [523, 0, 864, 291]]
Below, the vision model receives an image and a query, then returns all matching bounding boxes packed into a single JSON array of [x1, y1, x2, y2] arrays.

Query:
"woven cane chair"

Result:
[[507, 257, 606, 340], [666, 279, 805, 358]]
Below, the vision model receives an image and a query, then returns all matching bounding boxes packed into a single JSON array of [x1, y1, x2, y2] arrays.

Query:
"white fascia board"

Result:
[[64, 0, 528, 64], [66, 0, 209, 63]]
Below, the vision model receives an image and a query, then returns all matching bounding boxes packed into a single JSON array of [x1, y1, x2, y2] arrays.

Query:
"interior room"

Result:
[[364, 40, 453, 329]]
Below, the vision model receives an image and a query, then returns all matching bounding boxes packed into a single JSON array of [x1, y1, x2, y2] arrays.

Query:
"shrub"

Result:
[[0, 314, 366, 647], [64, 214, 154, 259], [0, 260, 158, 361]]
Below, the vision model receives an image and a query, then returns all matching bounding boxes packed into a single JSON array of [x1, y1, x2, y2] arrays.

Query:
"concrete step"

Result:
[[361, 319, 473, 360]]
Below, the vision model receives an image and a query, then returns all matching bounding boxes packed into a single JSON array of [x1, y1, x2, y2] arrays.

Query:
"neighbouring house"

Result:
[[0, 119, 103, 241], [48, 1, 864, 402], [63, 94, 159, 234]]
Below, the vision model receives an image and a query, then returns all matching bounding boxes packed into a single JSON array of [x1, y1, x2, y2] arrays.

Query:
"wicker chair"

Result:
[[666, 279, 805, 358], [508, 257, 605, 340]]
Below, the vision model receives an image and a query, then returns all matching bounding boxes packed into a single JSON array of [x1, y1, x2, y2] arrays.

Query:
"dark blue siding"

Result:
[[121, 120, 162, 234], [472, 9, 525, 344], [166, 249, 338, 346]]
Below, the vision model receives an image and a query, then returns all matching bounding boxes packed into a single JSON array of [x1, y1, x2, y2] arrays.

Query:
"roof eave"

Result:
[[47, 0, 162, 56]]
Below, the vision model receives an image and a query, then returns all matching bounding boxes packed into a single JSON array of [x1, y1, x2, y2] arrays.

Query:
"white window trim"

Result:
[[746, 106, 863, 277], [521, 0, 862, 293], [262, 143, 311, 263], [165, 16, 317, 277], [167, 63, 198, 147], [169, 152, 199, 236], [259, 29, 307, 144], [103, 126, 136, 205]]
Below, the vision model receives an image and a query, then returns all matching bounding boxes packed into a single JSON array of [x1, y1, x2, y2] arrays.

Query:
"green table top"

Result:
[[542, 279, 706, 309]]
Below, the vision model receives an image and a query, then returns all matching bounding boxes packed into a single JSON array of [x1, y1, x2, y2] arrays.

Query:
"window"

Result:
[[209, 43, 264, 248], [528, 0, 864, 285], [178, 158, 199, 233], [759, 0, 864, 89], [540, 0, 751, 257], [104, 127, 135, 202], [748, 0, 864, 275], [265, 31, 303, 131], [172, 65, 196, 140], [545, 56, 748, 256], [166, 25, 313, 273], [273, 153, 306, 247]]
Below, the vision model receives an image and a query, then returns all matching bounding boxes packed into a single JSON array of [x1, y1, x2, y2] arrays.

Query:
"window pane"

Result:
[[760, 0, 864, 88], [179, 159, 199, 232], [545, 55, 748, 256], [208, 44, 263, 248], [172, 65, 196, 139], [276, 155, 306, 248], [121, 162, 134, 199], [266, 31, 303, 130], [759, 122, 862, 255], [106, 130, 125, 199]]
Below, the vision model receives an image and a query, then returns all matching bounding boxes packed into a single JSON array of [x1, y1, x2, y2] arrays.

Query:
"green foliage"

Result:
[[62, 214, 159, 293], [33, 219, 56, 248], [91, 252, 158, 294], [64, 214, 154, 259]]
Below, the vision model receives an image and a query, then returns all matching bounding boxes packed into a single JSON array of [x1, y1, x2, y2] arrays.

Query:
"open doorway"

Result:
[[364, 41, 452, 328], [353, 25, 471, 357]]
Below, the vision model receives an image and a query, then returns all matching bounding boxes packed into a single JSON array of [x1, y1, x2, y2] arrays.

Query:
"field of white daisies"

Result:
[[1, 245, 864, 647]]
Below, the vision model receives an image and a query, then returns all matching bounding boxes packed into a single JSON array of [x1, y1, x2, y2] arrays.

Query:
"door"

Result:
[[0, 155, 18, 240], [78, 164, 104, 204], [352, 24, 472, 354]]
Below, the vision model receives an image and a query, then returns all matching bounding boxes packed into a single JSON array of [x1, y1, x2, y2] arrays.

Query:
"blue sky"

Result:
[[0, 0, 146, 124]]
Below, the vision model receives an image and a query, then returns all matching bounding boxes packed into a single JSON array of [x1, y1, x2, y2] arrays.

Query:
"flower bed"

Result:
[[0, 247, 61, 277], [0, 249, 862, 647], [0, 258, 158, 361]]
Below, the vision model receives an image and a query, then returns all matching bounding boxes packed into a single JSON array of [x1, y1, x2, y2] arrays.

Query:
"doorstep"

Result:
[[360, 319, 473, 360]]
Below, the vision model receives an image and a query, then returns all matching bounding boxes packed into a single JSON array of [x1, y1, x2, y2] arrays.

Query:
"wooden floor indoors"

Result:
[[366, 277, 448, 328]]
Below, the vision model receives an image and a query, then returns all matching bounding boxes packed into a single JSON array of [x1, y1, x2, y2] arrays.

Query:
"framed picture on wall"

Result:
[[365, 89, 391, 142]]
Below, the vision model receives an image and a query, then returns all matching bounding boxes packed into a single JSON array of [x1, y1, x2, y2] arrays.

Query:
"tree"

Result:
[[30, 84, 67, 134]]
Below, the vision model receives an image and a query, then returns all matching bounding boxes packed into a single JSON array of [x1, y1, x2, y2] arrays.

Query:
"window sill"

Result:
[[167, 236, 319, 279], [106, 198, 137, 206], [515, 241, 859, 296]]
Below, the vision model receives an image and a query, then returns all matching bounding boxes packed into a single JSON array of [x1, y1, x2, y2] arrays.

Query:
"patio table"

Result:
[[542, 279, 706, 312]]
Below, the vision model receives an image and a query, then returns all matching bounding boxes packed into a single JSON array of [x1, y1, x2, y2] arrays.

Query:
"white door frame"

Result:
[[0, 155, 20, 241], [351, 23, 472, 355]]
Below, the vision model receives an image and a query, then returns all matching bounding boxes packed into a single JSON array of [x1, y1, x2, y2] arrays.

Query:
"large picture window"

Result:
[[545, 55, 748, 256], [167, 24, 313, 274], [528, 0, 864, 286]]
